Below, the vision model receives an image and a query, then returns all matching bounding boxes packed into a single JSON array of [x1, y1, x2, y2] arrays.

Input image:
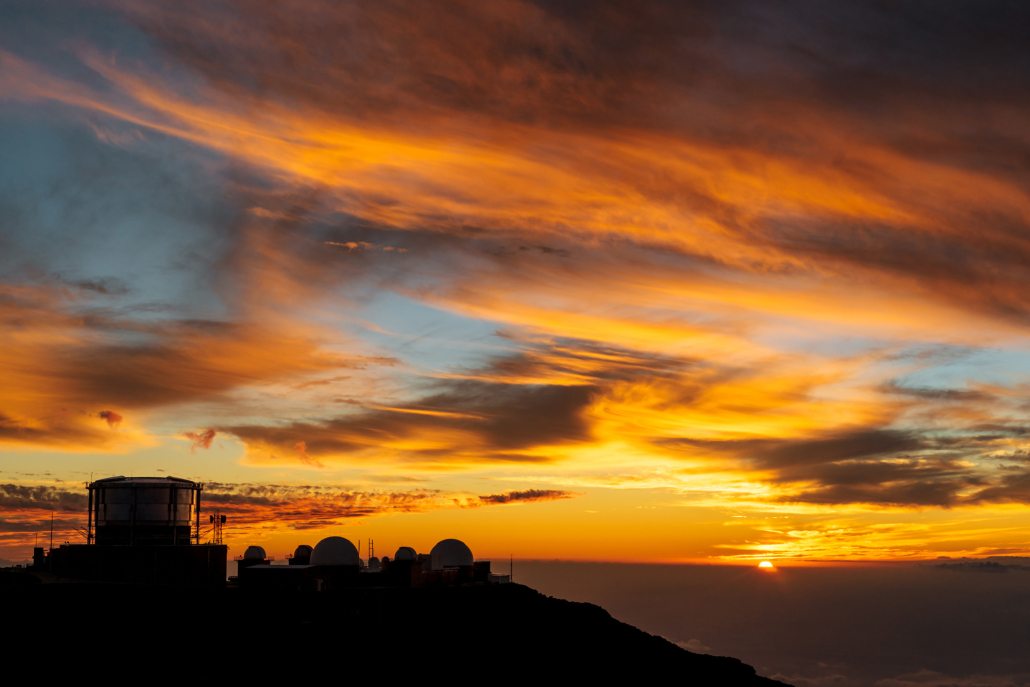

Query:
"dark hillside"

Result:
[[3, 572, 788, 683]]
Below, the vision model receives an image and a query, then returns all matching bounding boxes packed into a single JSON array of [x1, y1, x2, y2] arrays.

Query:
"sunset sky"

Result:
[[2, 0, 1029, 564]]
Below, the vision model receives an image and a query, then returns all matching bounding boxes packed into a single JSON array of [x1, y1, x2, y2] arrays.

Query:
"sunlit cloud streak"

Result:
[[479, 489, 574, 505], [0, 479, 579, 552]]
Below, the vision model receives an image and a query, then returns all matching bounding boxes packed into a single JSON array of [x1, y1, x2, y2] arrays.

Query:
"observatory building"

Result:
[[290, 544, 313, 565], [29, 474, 505, 590], [237, 536, 504, 591], [40, 476, 227, 587], [87, 476, 200, 546], [430, 538, 474, 569]]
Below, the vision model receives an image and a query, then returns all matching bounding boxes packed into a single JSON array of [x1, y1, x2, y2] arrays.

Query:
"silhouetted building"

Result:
[[44, 476, 226, 587], [88, 476, 200, 545], [290, 544, 313, 565], [238, 536, 497, 591], [33, 475, 503, 591]]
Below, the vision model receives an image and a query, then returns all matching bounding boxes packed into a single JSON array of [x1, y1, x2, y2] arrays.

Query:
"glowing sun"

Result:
[[758, 560, 776, 571]]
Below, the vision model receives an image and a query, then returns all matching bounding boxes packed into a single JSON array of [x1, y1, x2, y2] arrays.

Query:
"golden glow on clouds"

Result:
[[1, 1, 1029, 563]]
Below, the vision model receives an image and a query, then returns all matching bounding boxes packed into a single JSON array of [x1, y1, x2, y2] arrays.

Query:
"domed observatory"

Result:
[[429, 538, 492, 583], [309, 536, 361, 590], [290, 544, 313, 566], [310, 536, 359, 566], [430, 539, 473, 570], [381, 545, 420, 586], [238, 545, 268, 571], [430, 538, 477, 584], [244, 545, 266, 560], [394, 546, 417, 561]]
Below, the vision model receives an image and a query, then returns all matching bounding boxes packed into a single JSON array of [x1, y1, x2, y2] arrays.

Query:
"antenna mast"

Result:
[[209, 511, 226, 544]]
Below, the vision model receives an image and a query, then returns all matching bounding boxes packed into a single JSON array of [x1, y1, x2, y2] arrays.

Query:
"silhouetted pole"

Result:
[[49, 513, 54, 552], [87, 481, 93, 545]]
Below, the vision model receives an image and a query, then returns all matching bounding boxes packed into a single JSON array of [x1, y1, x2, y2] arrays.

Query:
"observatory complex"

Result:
[[235, 534, 504, 591], [32, 475, 505, 589], [39, 476, 227, 586]]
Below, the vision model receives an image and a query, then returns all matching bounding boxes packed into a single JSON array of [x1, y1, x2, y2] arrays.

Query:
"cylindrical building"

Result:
[[88, 476, 201, 546]]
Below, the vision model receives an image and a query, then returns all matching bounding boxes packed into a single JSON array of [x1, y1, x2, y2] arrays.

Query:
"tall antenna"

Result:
[[209, 511, 226, 544], [49, 513, 54, 552]]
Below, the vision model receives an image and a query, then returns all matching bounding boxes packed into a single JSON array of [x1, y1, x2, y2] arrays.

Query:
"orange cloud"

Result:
[[184, 429, 217, 451], [0, 274, 394, 450], [98, 410, 123, 428], [5, 18, 1030, 326]]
